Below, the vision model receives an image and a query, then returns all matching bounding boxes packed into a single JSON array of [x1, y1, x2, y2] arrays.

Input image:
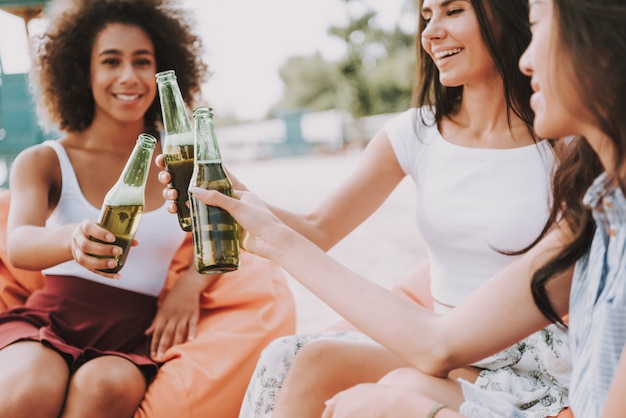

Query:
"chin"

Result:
[[534, 124, 566, 140], [533, 124, 551, 139], [437, 74, 463, 88]]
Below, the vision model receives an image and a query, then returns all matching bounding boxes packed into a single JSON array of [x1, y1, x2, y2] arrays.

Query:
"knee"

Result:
[[252, 335, 341, 384], [0, 348, 68, 416], [0, 371, 67, 416], [256, 335, 310, 369], [293, 339, 349, 368], [71, 359, 145, 404]]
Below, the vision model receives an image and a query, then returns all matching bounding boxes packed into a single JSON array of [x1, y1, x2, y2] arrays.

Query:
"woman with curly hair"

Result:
[[0, 0, 295, 417]]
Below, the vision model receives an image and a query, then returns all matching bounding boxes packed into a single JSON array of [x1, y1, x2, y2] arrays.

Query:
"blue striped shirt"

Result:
[[569, 173, 626, 417]]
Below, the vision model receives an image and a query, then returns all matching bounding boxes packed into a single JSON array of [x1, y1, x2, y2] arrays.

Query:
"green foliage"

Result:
[[272, 53, 341, 114], [274, 0, 417, 119], [367, 47, 416, 114]]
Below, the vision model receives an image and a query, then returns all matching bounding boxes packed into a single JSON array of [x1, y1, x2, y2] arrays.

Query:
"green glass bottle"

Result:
[[156, 70, 194, 231], [189, 106, 240, 274], [95, 133, 157, 273]]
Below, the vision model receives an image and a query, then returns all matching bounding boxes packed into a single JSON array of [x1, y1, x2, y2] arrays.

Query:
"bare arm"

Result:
[[159, 129, 406, 251], [7, 145, 120, 273], [322, 383, 464, 418], [265, 130, 406, 250], [188, 186, 573, 376]]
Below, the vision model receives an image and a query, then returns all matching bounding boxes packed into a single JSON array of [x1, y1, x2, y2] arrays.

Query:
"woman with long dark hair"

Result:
[[162, 0, 568, 416], [187, 0, 626, 415], [229, 0, 568, 416]]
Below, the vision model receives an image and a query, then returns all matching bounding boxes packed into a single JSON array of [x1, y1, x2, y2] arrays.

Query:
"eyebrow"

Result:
[[422, 0, 469, 13], [97, 49, 154, 57]]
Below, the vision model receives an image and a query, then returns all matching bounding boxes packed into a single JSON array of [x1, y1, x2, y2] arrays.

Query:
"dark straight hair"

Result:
[[530, 0, 626, 324], [412, 0, 535, 141]]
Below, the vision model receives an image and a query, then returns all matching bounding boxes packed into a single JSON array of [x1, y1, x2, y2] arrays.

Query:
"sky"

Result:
[[186, 0, 415, 120], [0, 0, 415, 121]]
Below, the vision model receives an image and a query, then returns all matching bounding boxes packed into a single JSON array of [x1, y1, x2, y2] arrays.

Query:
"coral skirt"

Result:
[[0, 275, 159, 380]]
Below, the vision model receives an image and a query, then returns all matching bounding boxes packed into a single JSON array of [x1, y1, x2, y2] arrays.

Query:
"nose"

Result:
[[119, 62, 139, 84], [519, 45, 533, 76], [421, 15, 445, 42]]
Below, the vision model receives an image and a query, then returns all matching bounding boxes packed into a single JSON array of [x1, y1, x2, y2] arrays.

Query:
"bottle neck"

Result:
[[121, 137, 156, 187], [157, 81, 193, 138], [194, 114, 222, 163]]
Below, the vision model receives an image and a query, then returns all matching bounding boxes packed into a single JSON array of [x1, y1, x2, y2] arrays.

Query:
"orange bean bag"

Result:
[[0, 189, 297, 418]]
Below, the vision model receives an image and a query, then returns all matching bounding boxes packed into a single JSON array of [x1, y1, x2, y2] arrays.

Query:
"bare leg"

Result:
[[0, 341, 70, 418], [62, 355, 146, 418], [272, 339, 409, 418]]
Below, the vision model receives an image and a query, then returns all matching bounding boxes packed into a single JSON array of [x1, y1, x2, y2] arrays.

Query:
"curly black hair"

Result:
[[30, 0, 208, 134]]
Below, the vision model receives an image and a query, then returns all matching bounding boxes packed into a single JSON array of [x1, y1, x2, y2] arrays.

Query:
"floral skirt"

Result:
[[238, 325, 570, 418]]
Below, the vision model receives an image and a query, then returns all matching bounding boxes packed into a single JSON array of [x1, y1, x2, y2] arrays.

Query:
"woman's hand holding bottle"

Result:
[[70, 219, 129, 279]]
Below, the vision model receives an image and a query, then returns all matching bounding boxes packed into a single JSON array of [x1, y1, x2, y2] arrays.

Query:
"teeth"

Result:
[[434, 48, 463, 59], [116, 94, 140, 101]]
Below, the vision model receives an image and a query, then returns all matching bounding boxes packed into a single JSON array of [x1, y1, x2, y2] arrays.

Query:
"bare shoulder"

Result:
[[9, 141, 62, 192]]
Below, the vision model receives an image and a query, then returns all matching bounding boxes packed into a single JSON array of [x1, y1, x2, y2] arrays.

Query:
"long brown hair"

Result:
[[531, 0, 626, 324], [412, 0, 535, 139]]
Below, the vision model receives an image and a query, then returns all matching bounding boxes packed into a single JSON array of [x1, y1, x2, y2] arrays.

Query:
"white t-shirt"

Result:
[[385, 108, 555, 309], [41, 140, 187, 296]]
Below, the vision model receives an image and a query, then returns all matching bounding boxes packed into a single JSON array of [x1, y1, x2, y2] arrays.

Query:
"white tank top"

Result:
[[385, 108, 555, 310], [41, 140, 187, 296]]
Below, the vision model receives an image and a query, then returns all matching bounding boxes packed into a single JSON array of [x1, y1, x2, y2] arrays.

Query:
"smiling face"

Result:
[[518, 0, 588, 139], [420, 0, 497, 87], [90, 23, 157, 126]]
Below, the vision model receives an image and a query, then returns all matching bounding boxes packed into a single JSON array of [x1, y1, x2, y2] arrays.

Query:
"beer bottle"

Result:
[[156, 70, 194, 231], [189, 106, 239, 274], [95, 133, 157, 273]]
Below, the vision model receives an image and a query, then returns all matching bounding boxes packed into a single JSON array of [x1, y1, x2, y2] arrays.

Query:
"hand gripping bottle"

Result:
[[156, 70, 194, 231], [96, 133, 156, 273], [189, 106, 239, 273]]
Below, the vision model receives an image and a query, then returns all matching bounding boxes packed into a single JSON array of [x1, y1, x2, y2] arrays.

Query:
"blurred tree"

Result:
[[329, 7, 379, 120], [272, 53, 341, 113], [367, 41, 415, 115], [273, 0, 416, 145]]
